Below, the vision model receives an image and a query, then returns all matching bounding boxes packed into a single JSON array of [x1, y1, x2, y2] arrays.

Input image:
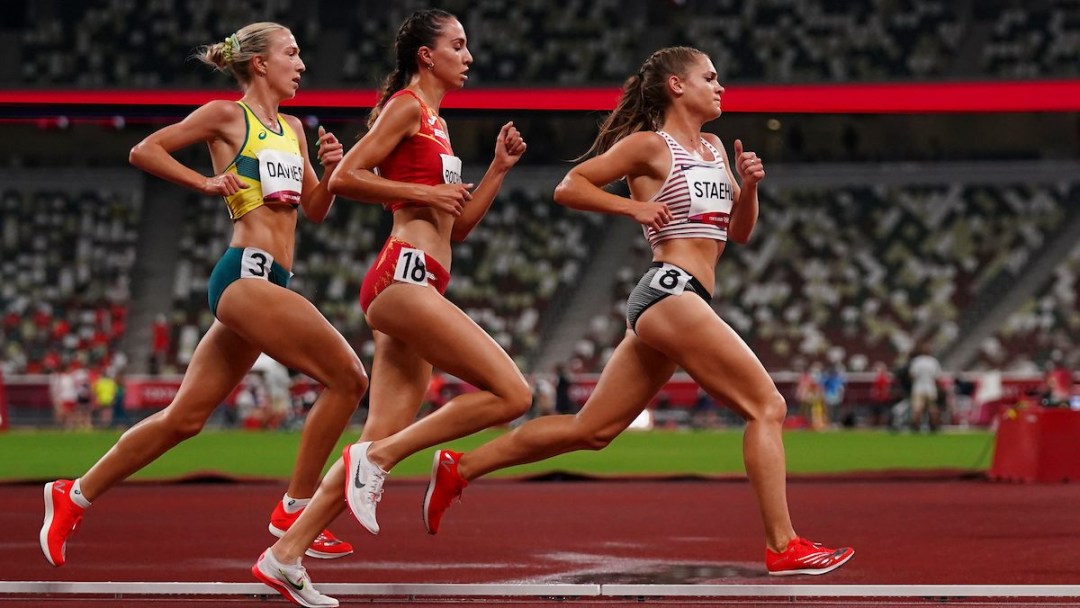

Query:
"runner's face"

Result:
[[262, 29, 305, 99], [427, 19, 472, 89], [677, 54, 724, 120]]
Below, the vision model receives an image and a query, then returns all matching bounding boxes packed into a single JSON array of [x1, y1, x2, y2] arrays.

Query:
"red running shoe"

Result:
[[40, 480, 85, 567], [423, 449, 468, 535], [269, 501, 353, 560], [766, 536, 854, 576]]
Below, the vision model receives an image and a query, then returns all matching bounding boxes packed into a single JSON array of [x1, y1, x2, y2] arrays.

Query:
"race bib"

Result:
[[440, 154, 462, 185], [256, 149, 304, 204], [394, 247, 431, 286], [684, 166, 733, 228], [649, 263, 692, 296], [240, 247, 273, 281]]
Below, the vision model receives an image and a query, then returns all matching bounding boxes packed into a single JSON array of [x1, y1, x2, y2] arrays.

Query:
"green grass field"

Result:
[[0, 427, 995, 482]]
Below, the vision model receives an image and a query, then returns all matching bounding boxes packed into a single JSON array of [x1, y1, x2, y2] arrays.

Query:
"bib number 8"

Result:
[[394, 247, 429, 285], [648, 263, 691, 295]]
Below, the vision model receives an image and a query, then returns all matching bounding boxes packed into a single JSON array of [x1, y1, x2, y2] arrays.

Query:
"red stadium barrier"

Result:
[[990, 407, 1080, 483], [4, 80, 1080, 113]]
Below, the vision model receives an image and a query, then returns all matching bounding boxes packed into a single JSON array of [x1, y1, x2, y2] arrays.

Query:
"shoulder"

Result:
[[280, 113, 305, 136], [197, 99, 245, 122], [381, 93, 423, 123], [607, 131, 667, 159]]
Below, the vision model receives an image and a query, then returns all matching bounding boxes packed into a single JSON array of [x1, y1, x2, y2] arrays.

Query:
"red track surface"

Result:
[[4, 477, 1080, 605]]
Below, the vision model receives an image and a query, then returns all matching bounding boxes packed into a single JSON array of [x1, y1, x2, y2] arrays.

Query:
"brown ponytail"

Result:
[[579, 46, 704, 159]]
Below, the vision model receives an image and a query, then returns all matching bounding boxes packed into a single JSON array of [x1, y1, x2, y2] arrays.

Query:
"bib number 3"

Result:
[[394, 247, 430, 286], [241, 247, 273, 281], [649, 263, 692, 296]]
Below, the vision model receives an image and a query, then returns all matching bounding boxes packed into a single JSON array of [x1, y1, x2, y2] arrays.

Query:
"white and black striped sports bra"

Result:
[[642, 131, 735, 249]]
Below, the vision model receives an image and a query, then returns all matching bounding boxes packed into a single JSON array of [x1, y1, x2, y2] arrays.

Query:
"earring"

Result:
[[427, 62, 434, 71]]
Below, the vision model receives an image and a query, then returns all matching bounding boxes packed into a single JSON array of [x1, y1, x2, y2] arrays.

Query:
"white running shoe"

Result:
[[343, 441, 387, 534], [251, 549, 338, 608]]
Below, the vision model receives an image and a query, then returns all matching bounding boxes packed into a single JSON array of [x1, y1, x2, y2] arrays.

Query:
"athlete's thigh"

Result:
[[170, 320, 262, 416], [217, 279, 361, 385], [366, 283, 526, 393], [576, 331, 678, 435], [363, 329, 432, 439], [636, 295, 779, 416]]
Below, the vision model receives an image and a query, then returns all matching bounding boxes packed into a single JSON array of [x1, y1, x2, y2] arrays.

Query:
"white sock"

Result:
[[282, 494, 310, 514], [70, 478, 92, 509]]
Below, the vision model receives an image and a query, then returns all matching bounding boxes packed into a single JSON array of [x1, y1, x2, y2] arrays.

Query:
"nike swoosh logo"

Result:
[[442, 453, 455, 465], [278, 568, 305, 591], [354, 462, 365, 489]]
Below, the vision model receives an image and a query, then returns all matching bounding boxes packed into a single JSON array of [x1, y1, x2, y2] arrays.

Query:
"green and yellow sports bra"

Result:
[[222, 102, 304, 220]]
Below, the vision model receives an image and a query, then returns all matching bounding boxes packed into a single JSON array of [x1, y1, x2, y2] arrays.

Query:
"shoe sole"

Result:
[[768, 549, 855, 576], [268, 524, 353, 560], [252, 561, 338, 608], [421, 450, 441, 535], [40, 483, 61, 567]]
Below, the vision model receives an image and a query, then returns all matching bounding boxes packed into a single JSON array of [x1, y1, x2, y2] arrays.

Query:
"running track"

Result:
[[3, 475, 1079, 605]]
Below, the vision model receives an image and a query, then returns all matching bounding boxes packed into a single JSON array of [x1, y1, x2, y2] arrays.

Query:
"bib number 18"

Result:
[[394, 247, 429, 285]]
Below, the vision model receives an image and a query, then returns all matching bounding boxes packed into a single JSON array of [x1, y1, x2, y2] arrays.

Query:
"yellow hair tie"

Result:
[[221, 33, 241, 63]]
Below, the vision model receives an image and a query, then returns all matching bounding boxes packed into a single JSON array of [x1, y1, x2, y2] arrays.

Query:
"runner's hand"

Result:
[[629, 201, 672, 231], [426, 183, 475, 216], [201, 173, 248, 196]]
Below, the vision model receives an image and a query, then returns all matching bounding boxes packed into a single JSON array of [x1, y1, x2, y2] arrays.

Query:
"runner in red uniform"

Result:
[[251, 10, 528, 607]]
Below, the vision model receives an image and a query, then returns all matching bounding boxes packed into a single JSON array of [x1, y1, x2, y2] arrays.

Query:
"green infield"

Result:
[[0, 427, 995, 482]]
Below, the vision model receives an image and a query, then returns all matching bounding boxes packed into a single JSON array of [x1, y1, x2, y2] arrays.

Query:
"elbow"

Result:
[[450, 225, 470, 242], [552, 176, 575, 209], [305, 208, 329, 225], [729, 229, 752, 245], [326, 172, 346, 197], [128, 142, 147, 169], [728, 227, 753, 245]]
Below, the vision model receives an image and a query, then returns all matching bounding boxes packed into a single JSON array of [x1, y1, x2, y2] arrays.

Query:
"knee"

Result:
[[160, 411, 206, 442], [580, 425, 619, 451], [500, 382, 533, 423], [745, 391, 788, 426], [330, 357, 368, 404]]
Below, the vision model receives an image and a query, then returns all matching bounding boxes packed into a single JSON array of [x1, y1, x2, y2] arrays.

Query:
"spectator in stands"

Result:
[[110, 370, 129, 428], [149, 314, 169, 374], [424, 46, 852, 576], [256, 11, 529, 605], [797, 361, 825, 430], [869, 361, 894, 427], [91, 371, 118, 428], [820, 363, 847, 427], [532, 371, 556, 418], [40, 22, 367, 574], [1043, 357, 1072, 408], [909, 344, 943, 432], [554, 364, 574, 414]]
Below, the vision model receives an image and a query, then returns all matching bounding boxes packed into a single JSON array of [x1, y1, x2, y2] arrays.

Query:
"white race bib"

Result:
[[256, 149, 304, 204], [684, 166, 733, 227], [394, 247, 431, 286], [240, 247, 273, 281], [649, 263, 692, 296], [440, 154, 462, 185]]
